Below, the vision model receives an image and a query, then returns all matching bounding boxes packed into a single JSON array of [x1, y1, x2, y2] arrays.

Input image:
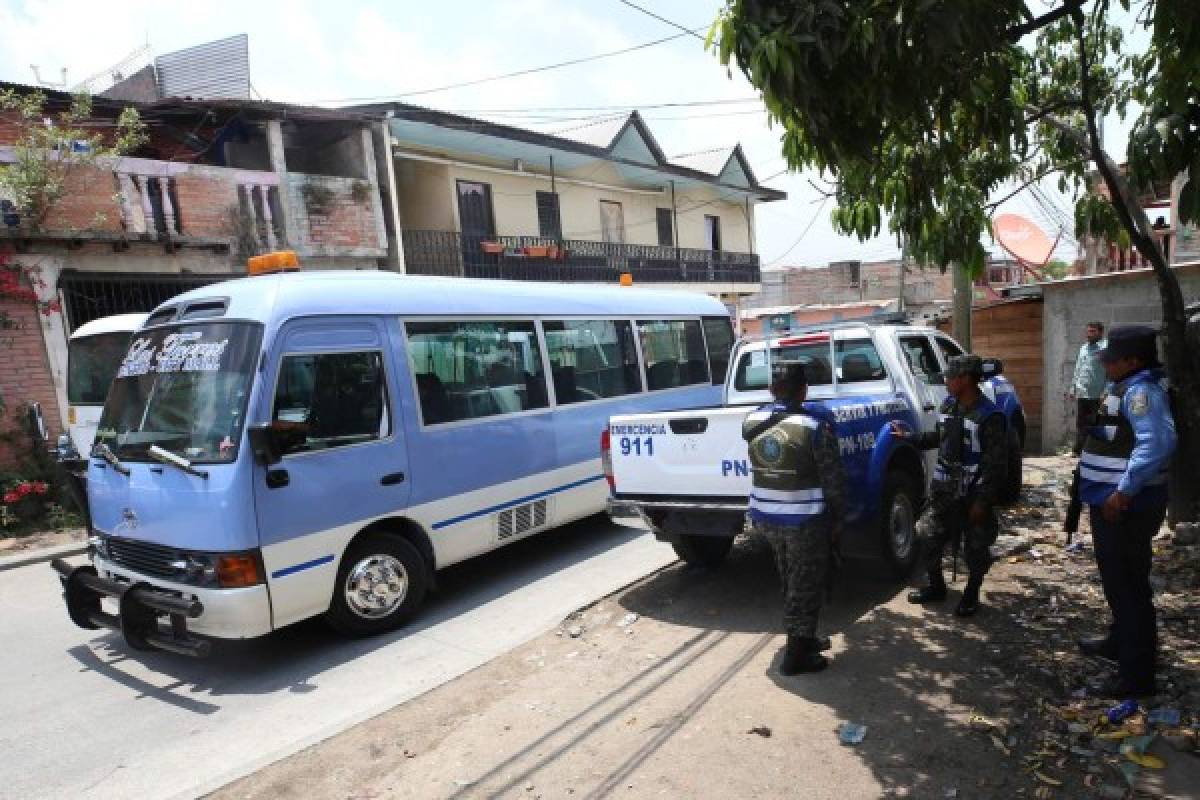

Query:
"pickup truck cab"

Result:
[[605, 321, 1025, 574]]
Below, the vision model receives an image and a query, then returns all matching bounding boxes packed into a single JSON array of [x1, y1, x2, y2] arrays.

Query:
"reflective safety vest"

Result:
[[1079, 375, 1169, 505], [931, 394, 1003, 497], [743, 404, 825, 525]]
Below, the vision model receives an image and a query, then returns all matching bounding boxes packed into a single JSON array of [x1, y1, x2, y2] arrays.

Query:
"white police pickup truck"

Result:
[[604, 321, 1025, 574]]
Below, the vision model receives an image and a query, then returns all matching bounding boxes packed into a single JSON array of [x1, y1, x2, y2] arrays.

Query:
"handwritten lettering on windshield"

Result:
[[117, 332, 230, 378]]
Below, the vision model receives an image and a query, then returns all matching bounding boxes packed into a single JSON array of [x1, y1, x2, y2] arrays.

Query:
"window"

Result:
[[899, 335, 944, 385], [656, 208, 674, 247], [543, 320, 641, 403], [704, 215, 721, 251], [733, 341, 835, 391], [702, 316, 734, 385], [934, 336, 964, 364], [599, 200, 625, 244], [456, 180, 495, 237], [271, 351, 390, 455], [536, 191, 562, 239], [835, 339, 887, 383], [637, 319, 709, 390], [406, 320, 548, 425]]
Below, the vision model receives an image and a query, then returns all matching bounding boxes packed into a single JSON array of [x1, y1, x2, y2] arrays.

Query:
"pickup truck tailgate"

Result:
[[610, 406, 754, 498]]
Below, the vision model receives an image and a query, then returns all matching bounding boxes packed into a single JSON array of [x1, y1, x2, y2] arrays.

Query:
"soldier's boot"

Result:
[[780, 635, 829, 675], [907, 569, 948, 604], [955, 574, 984, 617]]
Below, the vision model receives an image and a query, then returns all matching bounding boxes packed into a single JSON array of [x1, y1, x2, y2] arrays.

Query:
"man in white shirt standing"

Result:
[[1069, 321, 1107, 455]]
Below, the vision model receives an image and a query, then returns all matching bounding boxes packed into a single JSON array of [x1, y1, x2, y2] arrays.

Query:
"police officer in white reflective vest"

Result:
[[1076, 325, 1176, 698], [898, 355, 1008, 617], [743, 362, 847, 675]]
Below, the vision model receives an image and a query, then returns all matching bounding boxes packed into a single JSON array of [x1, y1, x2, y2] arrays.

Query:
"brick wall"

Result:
[[0, 279, 62, 468], [172, 170, 243, 239], [285, 174, 387, 258], [39, 164, 125, 233], [764, 259, 955, 308]]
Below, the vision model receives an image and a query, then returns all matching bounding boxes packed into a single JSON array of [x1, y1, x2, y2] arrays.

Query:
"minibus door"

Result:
[[252, 319, 410, 629]]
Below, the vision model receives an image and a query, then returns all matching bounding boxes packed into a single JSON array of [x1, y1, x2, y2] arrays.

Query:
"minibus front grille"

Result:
[[497, 499, 548, 541], [105, 536, 184, 579]]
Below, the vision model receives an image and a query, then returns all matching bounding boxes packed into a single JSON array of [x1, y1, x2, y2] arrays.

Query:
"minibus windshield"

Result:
[[95, 322, 262, 464]]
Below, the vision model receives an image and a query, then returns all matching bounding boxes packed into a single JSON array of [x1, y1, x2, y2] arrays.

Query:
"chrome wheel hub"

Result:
[[890, 495, 915, 561], [344, 554, 408, 619]]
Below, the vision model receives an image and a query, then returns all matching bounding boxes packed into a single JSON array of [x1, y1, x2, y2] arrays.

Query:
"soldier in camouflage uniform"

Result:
[[744, 362, 847, 674], [896, 355, 1008, 617]]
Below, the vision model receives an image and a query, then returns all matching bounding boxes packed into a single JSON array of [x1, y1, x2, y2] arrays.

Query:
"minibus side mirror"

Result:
[[247, 424, 282, 466]]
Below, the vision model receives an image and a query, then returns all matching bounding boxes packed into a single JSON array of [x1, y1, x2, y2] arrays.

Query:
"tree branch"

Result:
[[1006, 0, 1086, 41], [1024, 100, 1081, 126], [985, 162, 1082, 212]]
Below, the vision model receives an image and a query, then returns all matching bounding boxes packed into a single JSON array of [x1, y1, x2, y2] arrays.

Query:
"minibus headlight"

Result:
[[216, 555, 262, 588]]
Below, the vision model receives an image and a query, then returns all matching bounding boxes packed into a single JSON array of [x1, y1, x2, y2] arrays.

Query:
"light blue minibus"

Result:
[[53, 270, 733, 656]]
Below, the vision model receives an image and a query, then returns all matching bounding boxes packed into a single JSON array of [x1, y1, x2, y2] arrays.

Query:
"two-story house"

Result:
[[359, 104, 783, 297]]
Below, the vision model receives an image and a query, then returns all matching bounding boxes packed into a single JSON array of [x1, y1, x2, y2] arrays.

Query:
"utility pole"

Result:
[[952, 262, 973, 351], [897, 236, 908, 315]]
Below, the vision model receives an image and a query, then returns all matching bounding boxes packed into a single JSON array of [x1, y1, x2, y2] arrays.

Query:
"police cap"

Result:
[[943, 354, 984, 380], [1098, 324, 1161, 366]]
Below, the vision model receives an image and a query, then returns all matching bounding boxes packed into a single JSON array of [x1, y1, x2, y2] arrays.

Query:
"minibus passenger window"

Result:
[[542, 320, 642, 403], [271, 351, 389, 454], [636, 319, 709, 391], [405, 320, 549, 425]]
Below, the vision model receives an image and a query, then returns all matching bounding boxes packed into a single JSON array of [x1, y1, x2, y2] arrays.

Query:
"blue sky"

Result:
[[2, 0, 1144, 269]]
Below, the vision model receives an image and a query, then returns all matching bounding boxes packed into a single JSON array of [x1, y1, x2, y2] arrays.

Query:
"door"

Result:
[[599, 200, 625, 244], [253, 317, 410, 628], [704, 215, 721, 251], [456, 180, 495, 238]]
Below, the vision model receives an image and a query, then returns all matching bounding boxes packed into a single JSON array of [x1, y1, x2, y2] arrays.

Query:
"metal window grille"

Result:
[[57, 271, 236, 332]]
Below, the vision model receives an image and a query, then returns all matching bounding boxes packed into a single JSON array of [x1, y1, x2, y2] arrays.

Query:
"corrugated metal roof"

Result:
[[155, 34, 250, 100]]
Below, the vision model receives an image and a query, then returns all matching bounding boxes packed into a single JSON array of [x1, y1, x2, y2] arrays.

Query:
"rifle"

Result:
[[1064, 465, 1083, 546]]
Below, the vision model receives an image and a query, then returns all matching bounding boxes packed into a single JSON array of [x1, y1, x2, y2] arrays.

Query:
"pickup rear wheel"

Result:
[[880, 470, 920, 578], [671, 534, 734, 569]]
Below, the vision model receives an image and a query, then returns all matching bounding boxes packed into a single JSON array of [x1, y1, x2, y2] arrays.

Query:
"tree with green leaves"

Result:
[[0, 89, 145, 232], [713, 0, 1200, 521]]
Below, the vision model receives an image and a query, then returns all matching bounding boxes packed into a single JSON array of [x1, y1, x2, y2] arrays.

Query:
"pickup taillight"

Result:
[[600, 426, 614, 492]]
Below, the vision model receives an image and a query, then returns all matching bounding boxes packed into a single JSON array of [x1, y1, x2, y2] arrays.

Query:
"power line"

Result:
[[314, 27, 709, 104], [616, 0, 708, 41], [764, 198, 830, 266], [426, 97, 760, 115]]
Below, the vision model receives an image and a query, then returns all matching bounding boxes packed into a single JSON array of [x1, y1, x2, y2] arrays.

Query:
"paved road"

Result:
[[0, 517, 676, 800]]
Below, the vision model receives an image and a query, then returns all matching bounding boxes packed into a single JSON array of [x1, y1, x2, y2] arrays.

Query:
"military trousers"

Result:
[[919, 495, 997, 578], [1090, 501, 1164, 686], [755, 518, 830, 638]]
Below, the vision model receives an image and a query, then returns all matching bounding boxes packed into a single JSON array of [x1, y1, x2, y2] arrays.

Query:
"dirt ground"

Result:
[[212, 457, 1199, 800], [0, 525, 84, 555]]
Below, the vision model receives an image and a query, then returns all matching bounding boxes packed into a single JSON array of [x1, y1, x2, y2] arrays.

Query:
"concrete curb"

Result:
[[0, 542, 87, 573]]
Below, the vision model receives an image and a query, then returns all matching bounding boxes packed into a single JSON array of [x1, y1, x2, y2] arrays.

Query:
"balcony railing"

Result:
[[401, 230, 761, 284]]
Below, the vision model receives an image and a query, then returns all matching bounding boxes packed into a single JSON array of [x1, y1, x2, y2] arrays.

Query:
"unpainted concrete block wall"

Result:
[[1040, 264, 1200, 452]]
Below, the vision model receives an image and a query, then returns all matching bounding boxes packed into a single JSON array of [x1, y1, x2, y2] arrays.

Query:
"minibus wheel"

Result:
[[325, 533, 428, 636]]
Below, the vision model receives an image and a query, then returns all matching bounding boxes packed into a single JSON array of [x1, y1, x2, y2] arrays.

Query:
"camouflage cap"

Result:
[[943, 354, 984, 380]]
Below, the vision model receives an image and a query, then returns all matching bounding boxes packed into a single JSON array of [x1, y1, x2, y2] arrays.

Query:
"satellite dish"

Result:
[[993, 213, 1055, 267]]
